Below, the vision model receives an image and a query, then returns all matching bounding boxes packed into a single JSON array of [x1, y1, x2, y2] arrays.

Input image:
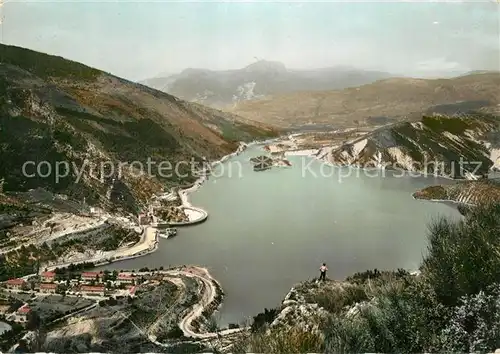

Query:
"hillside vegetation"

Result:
[[414, 179, 500, 205], [0, 44, 277, 213], [238, 202, 500, 353], [231, 72, 500, 129], [327, 112, 500, 178]]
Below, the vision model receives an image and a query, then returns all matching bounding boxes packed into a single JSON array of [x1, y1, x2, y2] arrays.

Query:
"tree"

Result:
[[422, 203, 500, 306]]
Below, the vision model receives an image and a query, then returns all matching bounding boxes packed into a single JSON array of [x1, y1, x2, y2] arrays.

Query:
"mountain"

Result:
[[231, 72, 500, 129], [139, 60, 394, 108], [325, 112, 500, 179], [0, 44, 277, 214]]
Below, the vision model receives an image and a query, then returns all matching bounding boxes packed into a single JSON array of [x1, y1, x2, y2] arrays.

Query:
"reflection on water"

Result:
[[103, 149, 462, 326]]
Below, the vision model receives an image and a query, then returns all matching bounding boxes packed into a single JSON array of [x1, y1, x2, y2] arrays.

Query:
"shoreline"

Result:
[[318, 156, 481, 182], [177, 140, 263, 211], [40, 134, 473, 273], [40, 139, 273, 272], [411, 195, 475, 207], [42, 226, 160, 272]]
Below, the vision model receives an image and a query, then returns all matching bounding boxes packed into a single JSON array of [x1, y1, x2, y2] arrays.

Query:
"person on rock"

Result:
[[319, 263, 328, 281]]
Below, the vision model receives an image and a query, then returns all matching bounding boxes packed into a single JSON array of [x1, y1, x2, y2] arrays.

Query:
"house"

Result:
[[5, 278, 27, 290], [80, 285, 106, 297], [81, 272, 101, 283], [41, 271, 56, 283], [39, 283, 57, 294], [12, 305, 31, 324], [116, 273, 135, 285]]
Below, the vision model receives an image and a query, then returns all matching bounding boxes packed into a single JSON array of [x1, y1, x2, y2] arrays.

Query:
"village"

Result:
[[0, 264, 234, 353], [0, 269, 139, 326]]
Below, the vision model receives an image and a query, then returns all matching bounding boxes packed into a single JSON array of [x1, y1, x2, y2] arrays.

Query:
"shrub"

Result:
[[311, 284, 368, 315], [422, 202, 500, 306], [166, 326, 184, 339], [438, 284, 500, 352], [245, 327, 324, 353], [325, 279, 448, 352], [325, 316, 376, 353], [251, 308, 280, 332]]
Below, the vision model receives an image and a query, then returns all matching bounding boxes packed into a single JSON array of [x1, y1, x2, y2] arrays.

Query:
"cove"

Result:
[[102, 147, 461, 326]]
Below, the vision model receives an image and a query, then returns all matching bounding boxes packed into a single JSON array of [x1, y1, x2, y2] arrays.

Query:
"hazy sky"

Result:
[[3, 0, 499, 81]]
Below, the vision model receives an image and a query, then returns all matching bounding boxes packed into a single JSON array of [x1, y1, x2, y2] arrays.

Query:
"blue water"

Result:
[[103, 148, 461, 325]]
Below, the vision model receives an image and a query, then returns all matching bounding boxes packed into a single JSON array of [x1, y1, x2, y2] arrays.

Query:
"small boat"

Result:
[[165, 228, 177, 237], [157, 228, 178, 239]]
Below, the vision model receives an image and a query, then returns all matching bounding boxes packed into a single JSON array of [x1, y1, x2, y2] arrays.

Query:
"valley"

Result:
[[1, 40, 500, 353]]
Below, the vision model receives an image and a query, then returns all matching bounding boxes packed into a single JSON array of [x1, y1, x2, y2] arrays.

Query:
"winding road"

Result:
[[124, 266, 248, 351]]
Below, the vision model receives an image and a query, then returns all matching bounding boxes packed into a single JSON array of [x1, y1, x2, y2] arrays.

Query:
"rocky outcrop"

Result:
[[327, 113, 500, 179], [413, 179, 500, 205]]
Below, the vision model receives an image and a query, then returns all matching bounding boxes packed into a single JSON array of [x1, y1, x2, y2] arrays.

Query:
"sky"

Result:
[[2, 0, 499, 81]]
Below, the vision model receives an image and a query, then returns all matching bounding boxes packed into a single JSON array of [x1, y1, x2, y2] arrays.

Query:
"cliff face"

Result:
[[0, 44, 277, 213], [326, 113, 500, 179]]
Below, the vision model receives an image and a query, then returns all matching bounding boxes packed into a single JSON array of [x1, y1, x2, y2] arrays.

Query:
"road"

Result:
[[162, 267, 246, 340], [123, 267, 247, 350], [43, 226, 158, 273]]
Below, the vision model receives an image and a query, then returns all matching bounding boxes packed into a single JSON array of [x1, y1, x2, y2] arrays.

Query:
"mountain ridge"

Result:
[[324, 112, 500, 179], [0, 44, 278, 214], [231, 72, 500, 129], [140, 61, 394, 108]]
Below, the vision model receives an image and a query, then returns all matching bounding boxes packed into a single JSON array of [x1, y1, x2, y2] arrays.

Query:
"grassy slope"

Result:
[[230, 73, 500, 129], [0, 44, 278, 213]]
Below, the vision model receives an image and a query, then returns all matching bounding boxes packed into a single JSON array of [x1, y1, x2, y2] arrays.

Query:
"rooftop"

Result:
[[81, 285, 105, 291], [40, 283, 57, 289], [118, 273, 135, 279], [81, 272, 101, 278], [17, 305, 31, 314], [7, 278, 26, 285]]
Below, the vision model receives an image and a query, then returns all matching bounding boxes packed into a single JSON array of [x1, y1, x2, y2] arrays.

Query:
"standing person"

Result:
[[319, 263, 328, 281]]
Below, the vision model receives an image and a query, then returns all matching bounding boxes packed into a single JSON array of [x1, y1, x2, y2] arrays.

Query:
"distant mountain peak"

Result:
[[179, 68, 212, 76], [243, 60, 287, 74]]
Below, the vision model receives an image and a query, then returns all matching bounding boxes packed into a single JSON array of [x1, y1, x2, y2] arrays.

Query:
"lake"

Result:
[[0, 321, 11, 335], [102, 147, 461, 326]]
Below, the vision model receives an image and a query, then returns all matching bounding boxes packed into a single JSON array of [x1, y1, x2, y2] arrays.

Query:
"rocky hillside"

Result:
[[413, 179, 500, 205], [238, 203, 500, 353], [141, 61, 393, 109], [231, 72, 500, 129], [326, 113, 500, 179], [0, 44, 277, 214]]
